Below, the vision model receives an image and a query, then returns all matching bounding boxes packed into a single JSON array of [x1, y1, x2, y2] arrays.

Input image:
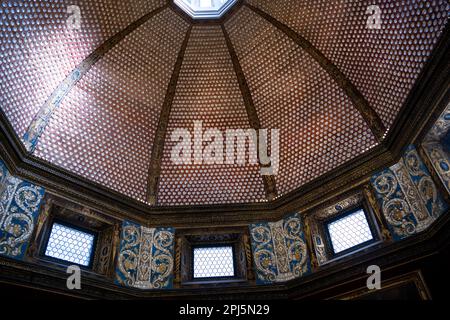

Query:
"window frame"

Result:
[[323, 205, 378, 258], [191, 243, 237, 281], [41, 218, 98, 269]]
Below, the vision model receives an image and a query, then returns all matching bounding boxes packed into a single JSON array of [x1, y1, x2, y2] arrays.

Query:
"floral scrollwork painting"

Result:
[[249, 213, 311, 284], [422, 103, 450, 195], [115, 220, 175, 289], [0, 160, 45, 260], [370, 145, 448, 240]]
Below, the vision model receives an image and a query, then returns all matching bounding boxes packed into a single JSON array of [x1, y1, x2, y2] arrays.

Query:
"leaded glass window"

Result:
[[44, 222, 96, 267], [193, 246, 235, 279], [326, 209, 374, 254]]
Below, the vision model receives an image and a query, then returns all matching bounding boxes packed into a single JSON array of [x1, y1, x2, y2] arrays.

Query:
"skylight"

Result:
[[174, 0, 238, 19]]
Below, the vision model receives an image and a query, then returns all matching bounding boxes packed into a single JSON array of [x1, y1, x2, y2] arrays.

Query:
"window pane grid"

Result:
[[327, 209, 373, 254], [193, 246, 235, 279], [45, 223, 95, 266]]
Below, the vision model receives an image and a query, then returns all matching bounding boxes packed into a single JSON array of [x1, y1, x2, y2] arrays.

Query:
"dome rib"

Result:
[[21, 3, 169, 153], [146, 25, 193, 205], [245, 3, 386, 142], [221, 24, 278, 201]]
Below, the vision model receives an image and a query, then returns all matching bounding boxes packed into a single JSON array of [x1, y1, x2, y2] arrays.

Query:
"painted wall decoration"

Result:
[[249, 213, 311, 284], [115, 220, 175, 289], [371, 145, 448, 241], [313, 193, 364, 220], [422, 103, 450, 195], [422, 142, 450, 195], [311, 231, 327, 266], [424, 102, 450, 142], [0, 160, 45, 260]]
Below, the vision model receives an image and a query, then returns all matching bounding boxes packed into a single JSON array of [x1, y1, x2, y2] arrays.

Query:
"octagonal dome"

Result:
[[0, 0, 448, 208], [174, 0, 238, 19]]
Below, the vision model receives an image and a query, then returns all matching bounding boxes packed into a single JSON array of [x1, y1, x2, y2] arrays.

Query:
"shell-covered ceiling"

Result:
[[0, 0, 448, 207]]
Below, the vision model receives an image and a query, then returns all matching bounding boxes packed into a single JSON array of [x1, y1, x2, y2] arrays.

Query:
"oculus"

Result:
[[174, 0, 238, 19]]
